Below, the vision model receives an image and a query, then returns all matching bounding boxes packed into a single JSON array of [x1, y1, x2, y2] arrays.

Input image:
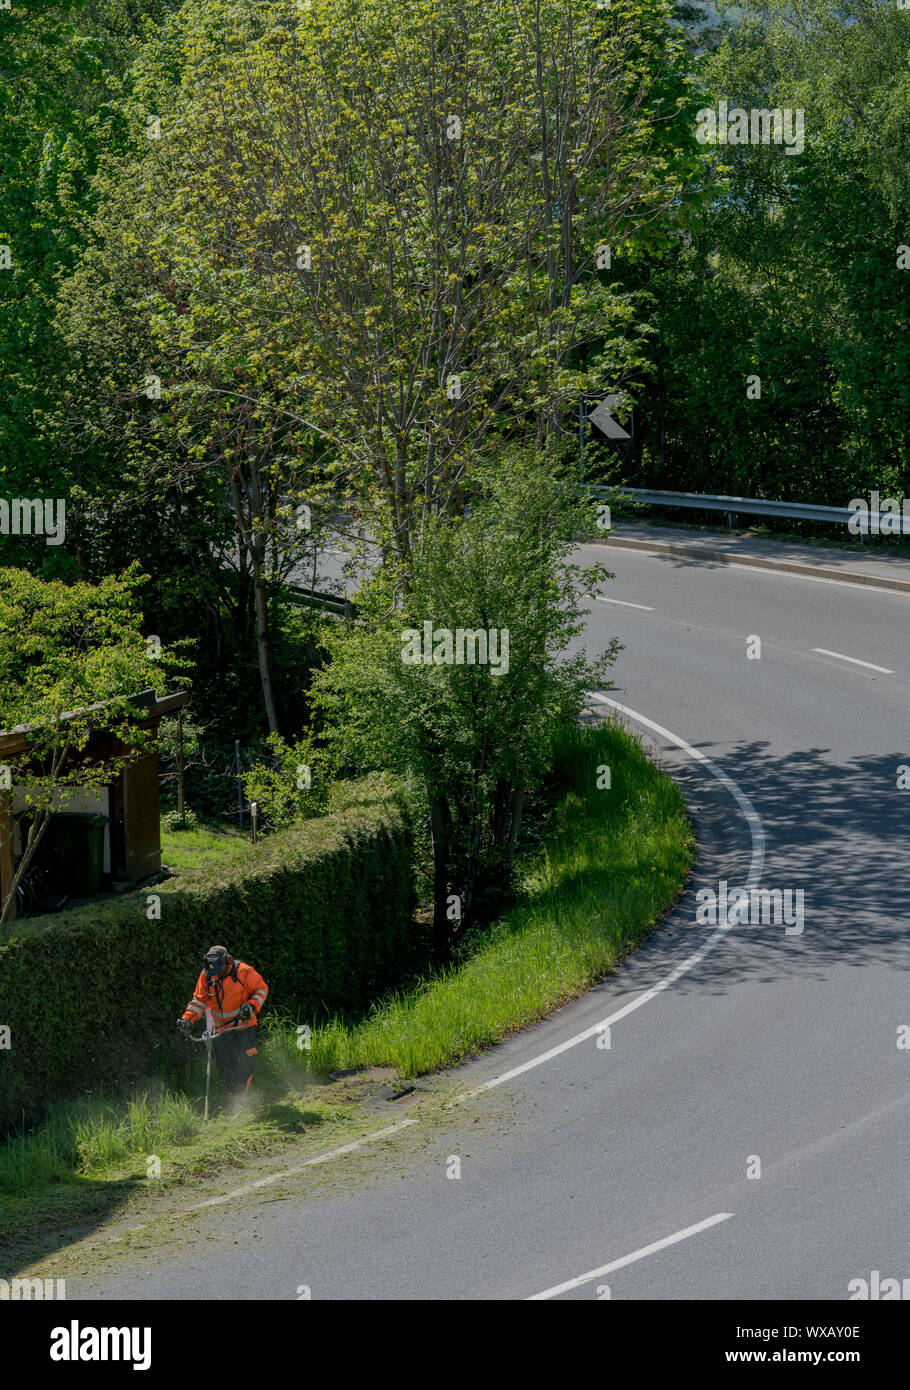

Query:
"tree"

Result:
[[310, 451, 618, 953], [54, 148, 327, 733], [627, 0, 910, 505], [0, 565, 189, 923], [0, 1, 296, 745], [238, 731, 331, 831], [58, 0, 696, 585], [0, 0, 177, 520]]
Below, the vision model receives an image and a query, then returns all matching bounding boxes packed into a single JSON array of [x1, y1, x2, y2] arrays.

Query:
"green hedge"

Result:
[[0, 778, 416, 1131]]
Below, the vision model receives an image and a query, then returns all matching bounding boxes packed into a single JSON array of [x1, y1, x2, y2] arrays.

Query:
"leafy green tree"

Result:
[[53, 134, 329, 733], [310, 452, 618, 952], [0, 0, 176, 511], [0, 564, 189, 922], [56, 0, 697, 585], [0, 2, 282, 755], [628, 0, 910, 506]]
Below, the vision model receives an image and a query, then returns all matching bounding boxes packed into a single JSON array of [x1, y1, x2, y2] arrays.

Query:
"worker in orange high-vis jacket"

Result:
[[178, 945, 268, 1103]]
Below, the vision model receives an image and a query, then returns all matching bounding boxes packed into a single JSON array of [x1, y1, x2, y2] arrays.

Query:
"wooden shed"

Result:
[[0, 688, 188, 920]]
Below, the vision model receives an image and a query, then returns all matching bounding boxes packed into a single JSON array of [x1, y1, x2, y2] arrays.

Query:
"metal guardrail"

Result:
[[581, 486, 908, 536], [283, 583, 358, 619]]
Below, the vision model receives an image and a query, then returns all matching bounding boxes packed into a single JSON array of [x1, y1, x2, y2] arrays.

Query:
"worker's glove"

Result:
[[237, 1002, 254, 1024], [177, 1018, 192, 1036]]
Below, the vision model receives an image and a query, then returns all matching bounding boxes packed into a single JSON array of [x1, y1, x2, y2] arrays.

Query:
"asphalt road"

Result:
[[76, 538, 910, 1300]]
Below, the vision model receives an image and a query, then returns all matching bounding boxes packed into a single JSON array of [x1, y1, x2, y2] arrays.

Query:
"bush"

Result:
[[161, 807, 200, 832], [239, 731, 331, 831], [0, 777, 416, 1131]]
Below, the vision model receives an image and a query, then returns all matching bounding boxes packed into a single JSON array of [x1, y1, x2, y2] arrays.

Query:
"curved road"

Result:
[[77, 538, 910, 1300]]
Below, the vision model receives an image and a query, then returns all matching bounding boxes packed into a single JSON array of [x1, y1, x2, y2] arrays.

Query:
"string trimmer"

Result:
[[189, 1007, 217, 1120]]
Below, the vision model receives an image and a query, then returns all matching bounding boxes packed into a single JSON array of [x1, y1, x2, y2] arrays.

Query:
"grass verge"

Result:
[[288, 718, 693, 1075], [0, 1073, 382, 1261], [1, 717, 692, 1252]]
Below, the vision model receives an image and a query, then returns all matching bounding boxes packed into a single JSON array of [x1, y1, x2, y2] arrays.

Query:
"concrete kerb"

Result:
[[584, 532, 910, 596]]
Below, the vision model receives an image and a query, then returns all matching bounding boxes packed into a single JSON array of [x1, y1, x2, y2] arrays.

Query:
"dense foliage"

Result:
[[594, 0, 910, 505], [0, 564, 188, 921]]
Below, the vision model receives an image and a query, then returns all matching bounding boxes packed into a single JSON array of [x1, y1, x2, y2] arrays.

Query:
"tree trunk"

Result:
[[0, 807, 52, 926], [429, 794, 453, 959], [253, 569, 280, 735], [229, 465, 280, 734]]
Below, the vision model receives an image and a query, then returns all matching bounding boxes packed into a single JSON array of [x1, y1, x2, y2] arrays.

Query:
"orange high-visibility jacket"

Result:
[[182, 960, 268, 1035]]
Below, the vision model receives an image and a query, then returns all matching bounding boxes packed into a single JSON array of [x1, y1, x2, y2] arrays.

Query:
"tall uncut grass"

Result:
[[298, 719, 693, 1075], [0, 1085, 199, 1196]]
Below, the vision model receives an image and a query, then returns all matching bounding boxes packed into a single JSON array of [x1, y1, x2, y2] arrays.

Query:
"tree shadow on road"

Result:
[[640, 735, 910, 996]]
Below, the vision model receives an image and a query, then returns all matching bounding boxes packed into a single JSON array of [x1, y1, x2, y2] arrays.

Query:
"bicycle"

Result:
[[14, 863, 69, 920]]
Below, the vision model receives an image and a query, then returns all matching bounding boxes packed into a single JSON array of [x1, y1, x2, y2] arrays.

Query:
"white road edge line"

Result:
[[811, 647, 894, 674], [450, 696, 765, 1104], [598, 697, 766, 887], [527, 1212, 734, 1300], [120, 1117, 420, 1229], [185, 1119, 420, 1211], [595, 596, 656, 611]]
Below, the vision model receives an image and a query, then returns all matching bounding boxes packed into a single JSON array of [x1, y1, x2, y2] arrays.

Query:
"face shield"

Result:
[[203, 949, 230, 983]]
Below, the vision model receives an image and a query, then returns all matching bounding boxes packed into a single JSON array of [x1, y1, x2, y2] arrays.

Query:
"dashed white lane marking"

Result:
[[450, 695, 765, 1104], [527, 1212, 734, 1300], [811, 647, 894, 674], [595, 596, 656, 611]]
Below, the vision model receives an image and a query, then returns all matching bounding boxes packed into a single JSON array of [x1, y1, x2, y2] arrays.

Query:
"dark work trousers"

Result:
[[213, 1024, 258, 1097]]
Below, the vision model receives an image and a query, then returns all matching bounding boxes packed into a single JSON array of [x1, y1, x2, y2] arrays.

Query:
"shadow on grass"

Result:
[[253, 1102, 327, 1134], [0, 1088, 348, 1274], [0, 1173, 146, 1272]]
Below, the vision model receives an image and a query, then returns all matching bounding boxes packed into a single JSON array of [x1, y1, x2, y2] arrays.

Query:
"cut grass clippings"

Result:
[[0, 1077, 377, 1259]]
